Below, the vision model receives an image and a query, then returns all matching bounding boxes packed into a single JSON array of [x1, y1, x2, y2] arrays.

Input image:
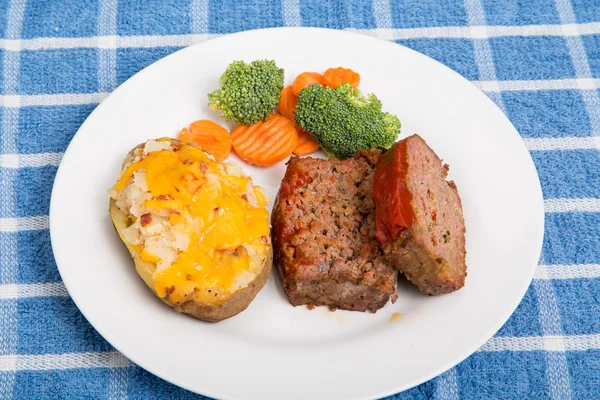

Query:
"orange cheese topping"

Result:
[[116, 141, 270, 305]]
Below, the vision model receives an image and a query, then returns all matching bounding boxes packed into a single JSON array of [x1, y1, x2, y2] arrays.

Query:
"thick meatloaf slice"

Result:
[[373, 134, 466, 295], [271, 150, 398, 312]]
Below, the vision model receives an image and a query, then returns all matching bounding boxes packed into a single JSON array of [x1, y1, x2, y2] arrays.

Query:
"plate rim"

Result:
[[49, 26, 545, 400]]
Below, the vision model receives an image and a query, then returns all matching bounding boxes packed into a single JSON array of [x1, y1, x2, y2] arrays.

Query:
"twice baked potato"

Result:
[[108, 138, 272, 322]]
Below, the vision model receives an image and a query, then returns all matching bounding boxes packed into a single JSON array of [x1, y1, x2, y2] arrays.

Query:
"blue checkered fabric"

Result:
[[1, 0, 599, 399]]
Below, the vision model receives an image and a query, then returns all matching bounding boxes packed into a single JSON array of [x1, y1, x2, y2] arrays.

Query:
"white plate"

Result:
[[50, 27, 544, 400]]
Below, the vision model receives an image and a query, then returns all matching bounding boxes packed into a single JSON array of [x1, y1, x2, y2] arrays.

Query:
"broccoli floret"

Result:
[[294, 83, 401, 159], [208, 60, 284, 125]]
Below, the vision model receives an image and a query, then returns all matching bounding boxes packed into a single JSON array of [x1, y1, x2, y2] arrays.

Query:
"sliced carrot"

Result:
[[278, 86, 297, 121], [293, 128, 320, 156], [179, 127, 191, 138], [292, 72, 324, 96], [231, 114, 299, 167], [322, 67, 360, 89], [177, 120, 231, 161]]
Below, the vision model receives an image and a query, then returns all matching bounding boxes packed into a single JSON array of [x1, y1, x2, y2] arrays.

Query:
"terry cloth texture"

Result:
[[1, 0, 599, 399]]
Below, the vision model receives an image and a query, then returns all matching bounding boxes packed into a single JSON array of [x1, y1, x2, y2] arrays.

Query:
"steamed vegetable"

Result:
[[277, 86, 297, 121], [178, 120, 232, 161], [291, 72, 324, 96], [323, 67, 360, 89], [232, 114, 299, 166], [294, 83, 400, 159], [208, 60, 284, 125], [293, 128, 320, 156]]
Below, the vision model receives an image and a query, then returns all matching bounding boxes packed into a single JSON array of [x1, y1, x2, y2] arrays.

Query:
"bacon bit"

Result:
[[214, 207, 219, 213], [155, 195, 172, 201], [307, 304, 315, 310], [241, 193, 248, 201], [432, 210, 437, 221], [183, 159, 194, 165], [261, 235, 269, 244], [199, 162, 208, 173], [140, 213, 152, 227], [166, 285, 176, 296], [186, 274, 192, 280]]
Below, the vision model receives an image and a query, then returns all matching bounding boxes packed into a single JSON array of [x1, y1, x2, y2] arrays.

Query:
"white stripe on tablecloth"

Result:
[[534, 256, 573, 399], [474, 78, 600, 92], [190, 0, 210, 34], [373, 0, 394, 31], [435, 368, 460, 400], [555, 0, 600, 139], [282, 0, 302, 26], [463, 0, 506, 111], [523, 136, 600, 151], [114, 33, 212, 47], [98, 2, 129, 398], [109, 368, 129, 400], [352, 22, 600, 40], [0, 1, 26, 399], [0, 92, 109, 107], [0, 352, 131, 371], [0, 215, 49, 232], [372, 0, 394, 43], [481, 334, 600, 352], [2, 22, 600, 51], [0, 152, 63, 168], [544, 198, 600, 213], [0, 282, 68, 299], [0, 34, 215, 51], [98, 0, 118, 93], [535, 264, 600, 280]]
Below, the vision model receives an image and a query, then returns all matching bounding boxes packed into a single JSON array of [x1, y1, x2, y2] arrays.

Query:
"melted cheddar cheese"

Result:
[[115, 140, 270, 305]]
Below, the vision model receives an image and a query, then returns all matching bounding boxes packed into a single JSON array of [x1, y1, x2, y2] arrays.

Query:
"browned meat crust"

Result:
[[271, 150, 398, 312], [377, 134, 467, 295]]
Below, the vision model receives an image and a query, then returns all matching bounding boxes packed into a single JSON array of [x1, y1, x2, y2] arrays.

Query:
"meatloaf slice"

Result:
[[271, 150, 398, 312], [373, 134, 466, 295]]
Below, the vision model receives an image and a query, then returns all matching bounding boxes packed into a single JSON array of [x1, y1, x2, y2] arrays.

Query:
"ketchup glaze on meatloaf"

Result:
[[372, 134, 467, 295]]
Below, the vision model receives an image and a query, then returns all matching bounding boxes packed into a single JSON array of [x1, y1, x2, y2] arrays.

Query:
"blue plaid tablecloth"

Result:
[[1, 0, 599, 399]]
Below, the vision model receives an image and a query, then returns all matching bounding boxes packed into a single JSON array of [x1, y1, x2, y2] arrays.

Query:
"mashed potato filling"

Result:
[[109, 139, 270, 305]]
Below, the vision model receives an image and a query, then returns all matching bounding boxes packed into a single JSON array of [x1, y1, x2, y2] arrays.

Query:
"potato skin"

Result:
[[173, 249, 272, 322], [109, 139, 273, 322]]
